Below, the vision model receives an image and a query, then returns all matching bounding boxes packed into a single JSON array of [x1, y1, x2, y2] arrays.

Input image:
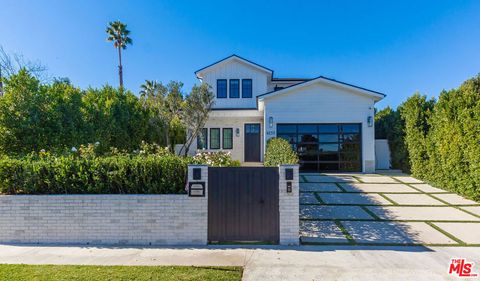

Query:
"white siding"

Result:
[[200, 59, 269, 109], [262, 82, 376, 172]]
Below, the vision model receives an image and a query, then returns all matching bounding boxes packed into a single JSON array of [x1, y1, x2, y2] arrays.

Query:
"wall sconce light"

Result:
[[269, 116, 273, 128], [235, 128, 240, 137], [367, 116, 373, 127]]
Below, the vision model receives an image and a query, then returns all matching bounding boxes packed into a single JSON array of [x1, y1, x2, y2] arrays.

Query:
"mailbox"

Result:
[[189, 182, 205, 197], [286, 181, 292, 193], [285, 168, 293, 180]]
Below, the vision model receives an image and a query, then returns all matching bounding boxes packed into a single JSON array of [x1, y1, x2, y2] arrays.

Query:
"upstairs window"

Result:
[[217, 79, 227, 98], [210, 128, 220, 149], [229, 79, 239, 98], [222, 128, 233, 149], [197, 128, 208, 149], [242, 79, 252, 98]]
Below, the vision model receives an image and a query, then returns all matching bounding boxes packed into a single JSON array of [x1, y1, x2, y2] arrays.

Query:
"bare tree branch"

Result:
[[0, 45, 50, 83]]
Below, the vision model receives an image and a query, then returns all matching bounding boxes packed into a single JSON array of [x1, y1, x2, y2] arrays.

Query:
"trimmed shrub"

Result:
[[191, 151, 241, 167], [264, 138, 299, 166], [0, 154, 189, 195]]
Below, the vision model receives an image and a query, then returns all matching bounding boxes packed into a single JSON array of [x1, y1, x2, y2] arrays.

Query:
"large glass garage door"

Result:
[[277, 123, 362, 172]]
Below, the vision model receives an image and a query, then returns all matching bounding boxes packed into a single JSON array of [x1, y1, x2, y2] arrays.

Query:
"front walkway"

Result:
[[1, 244, 480, 280], [300, 172, 480, 246]]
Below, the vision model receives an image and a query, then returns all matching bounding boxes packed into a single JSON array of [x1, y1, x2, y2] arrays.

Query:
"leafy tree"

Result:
[[164, 81, 186, 149], [82, 85, 148, 152], [106, 21, 132, 88], [0, 69, 83, 155], [140, 80, 186, 150], [179, 83, 214, 156], [140, 80, 168, 146]]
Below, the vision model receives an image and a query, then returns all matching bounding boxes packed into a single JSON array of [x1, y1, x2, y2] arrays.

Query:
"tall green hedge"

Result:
[[400, 76, 480, 201], [264, 138, 299, 166], [0, 154, 189, 195], [0, 70, 185, 156]]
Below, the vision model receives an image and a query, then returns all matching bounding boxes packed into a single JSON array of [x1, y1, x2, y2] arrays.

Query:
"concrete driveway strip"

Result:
[[301, 205, 374, 220], [382, 194, 445, 206], [318, 193, 392, 205], [340, 183, 420, 193], [300, 183, 342, 192], [1, 244, 479, 281], [367, 206, 480, 221], [340, 221, 457, 245]]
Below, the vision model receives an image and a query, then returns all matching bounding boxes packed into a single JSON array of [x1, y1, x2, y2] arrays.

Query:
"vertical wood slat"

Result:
[[208, 167, 279, 243]]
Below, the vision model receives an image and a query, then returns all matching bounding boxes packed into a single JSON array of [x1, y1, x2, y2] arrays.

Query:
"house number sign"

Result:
[[266, 130, 276, 135]]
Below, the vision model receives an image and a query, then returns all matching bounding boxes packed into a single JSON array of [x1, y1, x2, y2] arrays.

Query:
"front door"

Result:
[[244, 123, 261, 162]]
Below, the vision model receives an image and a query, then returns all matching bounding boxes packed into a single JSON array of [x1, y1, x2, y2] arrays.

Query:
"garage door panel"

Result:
[[277, 123, 362, 172]]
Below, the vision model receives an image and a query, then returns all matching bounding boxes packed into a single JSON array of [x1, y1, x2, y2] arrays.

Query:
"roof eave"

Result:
[[195, 54, 273, 79], [258, 76, 386, 101]]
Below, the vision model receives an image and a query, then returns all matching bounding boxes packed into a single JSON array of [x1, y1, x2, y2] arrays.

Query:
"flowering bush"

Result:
[[191, 151, 240, 167]]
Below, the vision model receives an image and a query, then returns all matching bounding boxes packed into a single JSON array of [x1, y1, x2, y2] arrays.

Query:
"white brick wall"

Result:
[[278, 165, 300, 245], [0, 165, 301, 246], [0, 165, 209, 246]]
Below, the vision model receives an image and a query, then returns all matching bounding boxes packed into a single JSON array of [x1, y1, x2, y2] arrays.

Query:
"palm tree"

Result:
[[106, 21, 132, 88], [139, 80, 160, 100]]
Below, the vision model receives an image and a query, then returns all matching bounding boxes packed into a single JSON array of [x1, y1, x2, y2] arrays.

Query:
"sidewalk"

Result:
[[0, 244, 479, 280]]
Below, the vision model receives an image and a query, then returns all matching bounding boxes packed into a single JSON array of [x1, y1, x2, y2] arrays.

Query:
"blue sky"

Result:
[[1, 0, 479, 108]]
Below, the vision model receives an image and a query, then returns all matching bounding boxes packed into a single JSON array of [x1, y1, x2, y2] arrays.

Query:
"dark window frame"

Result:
[[197, 128, 208, 150], [217, 79, 227, 98], [222, 128, 233, 149], [229, 79, 240, 98], [241, 79, 252, 98], [209, 128, 221, 149]]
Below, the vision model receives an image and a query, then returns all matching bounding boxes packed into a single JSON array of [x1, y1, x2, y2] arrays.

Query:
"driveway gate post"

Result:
[[279, 164, 300, 245], [187, 164, 209, 244]]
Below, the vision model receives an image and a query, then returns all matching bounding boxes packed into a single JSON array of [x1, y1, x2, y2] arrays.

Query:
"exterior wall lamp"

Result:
[[367, 116, 373, 127], [269, 116, 273, 128], [235, 128, 240, 137]]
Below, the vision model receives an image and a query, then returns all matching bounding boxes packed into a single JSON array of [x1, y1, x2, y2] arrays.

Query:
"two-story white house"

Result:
[[192, 55, 385, 173]]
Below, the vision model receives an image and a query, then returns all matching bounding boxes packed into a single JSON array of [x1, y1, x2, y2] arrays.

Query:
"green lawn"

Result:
[[0, 264, 242, 281]]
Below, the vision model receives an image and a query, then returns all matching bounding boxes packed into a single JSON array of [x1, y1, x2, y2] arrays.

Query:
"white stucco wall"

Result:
[[199, 59, 269, 109], [262, 82, 377, 172]]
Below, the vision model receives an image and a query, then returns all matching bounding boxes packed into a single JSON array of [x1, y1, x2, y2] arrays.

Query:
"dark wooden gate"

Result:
[[208, 167, 279, 243]]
